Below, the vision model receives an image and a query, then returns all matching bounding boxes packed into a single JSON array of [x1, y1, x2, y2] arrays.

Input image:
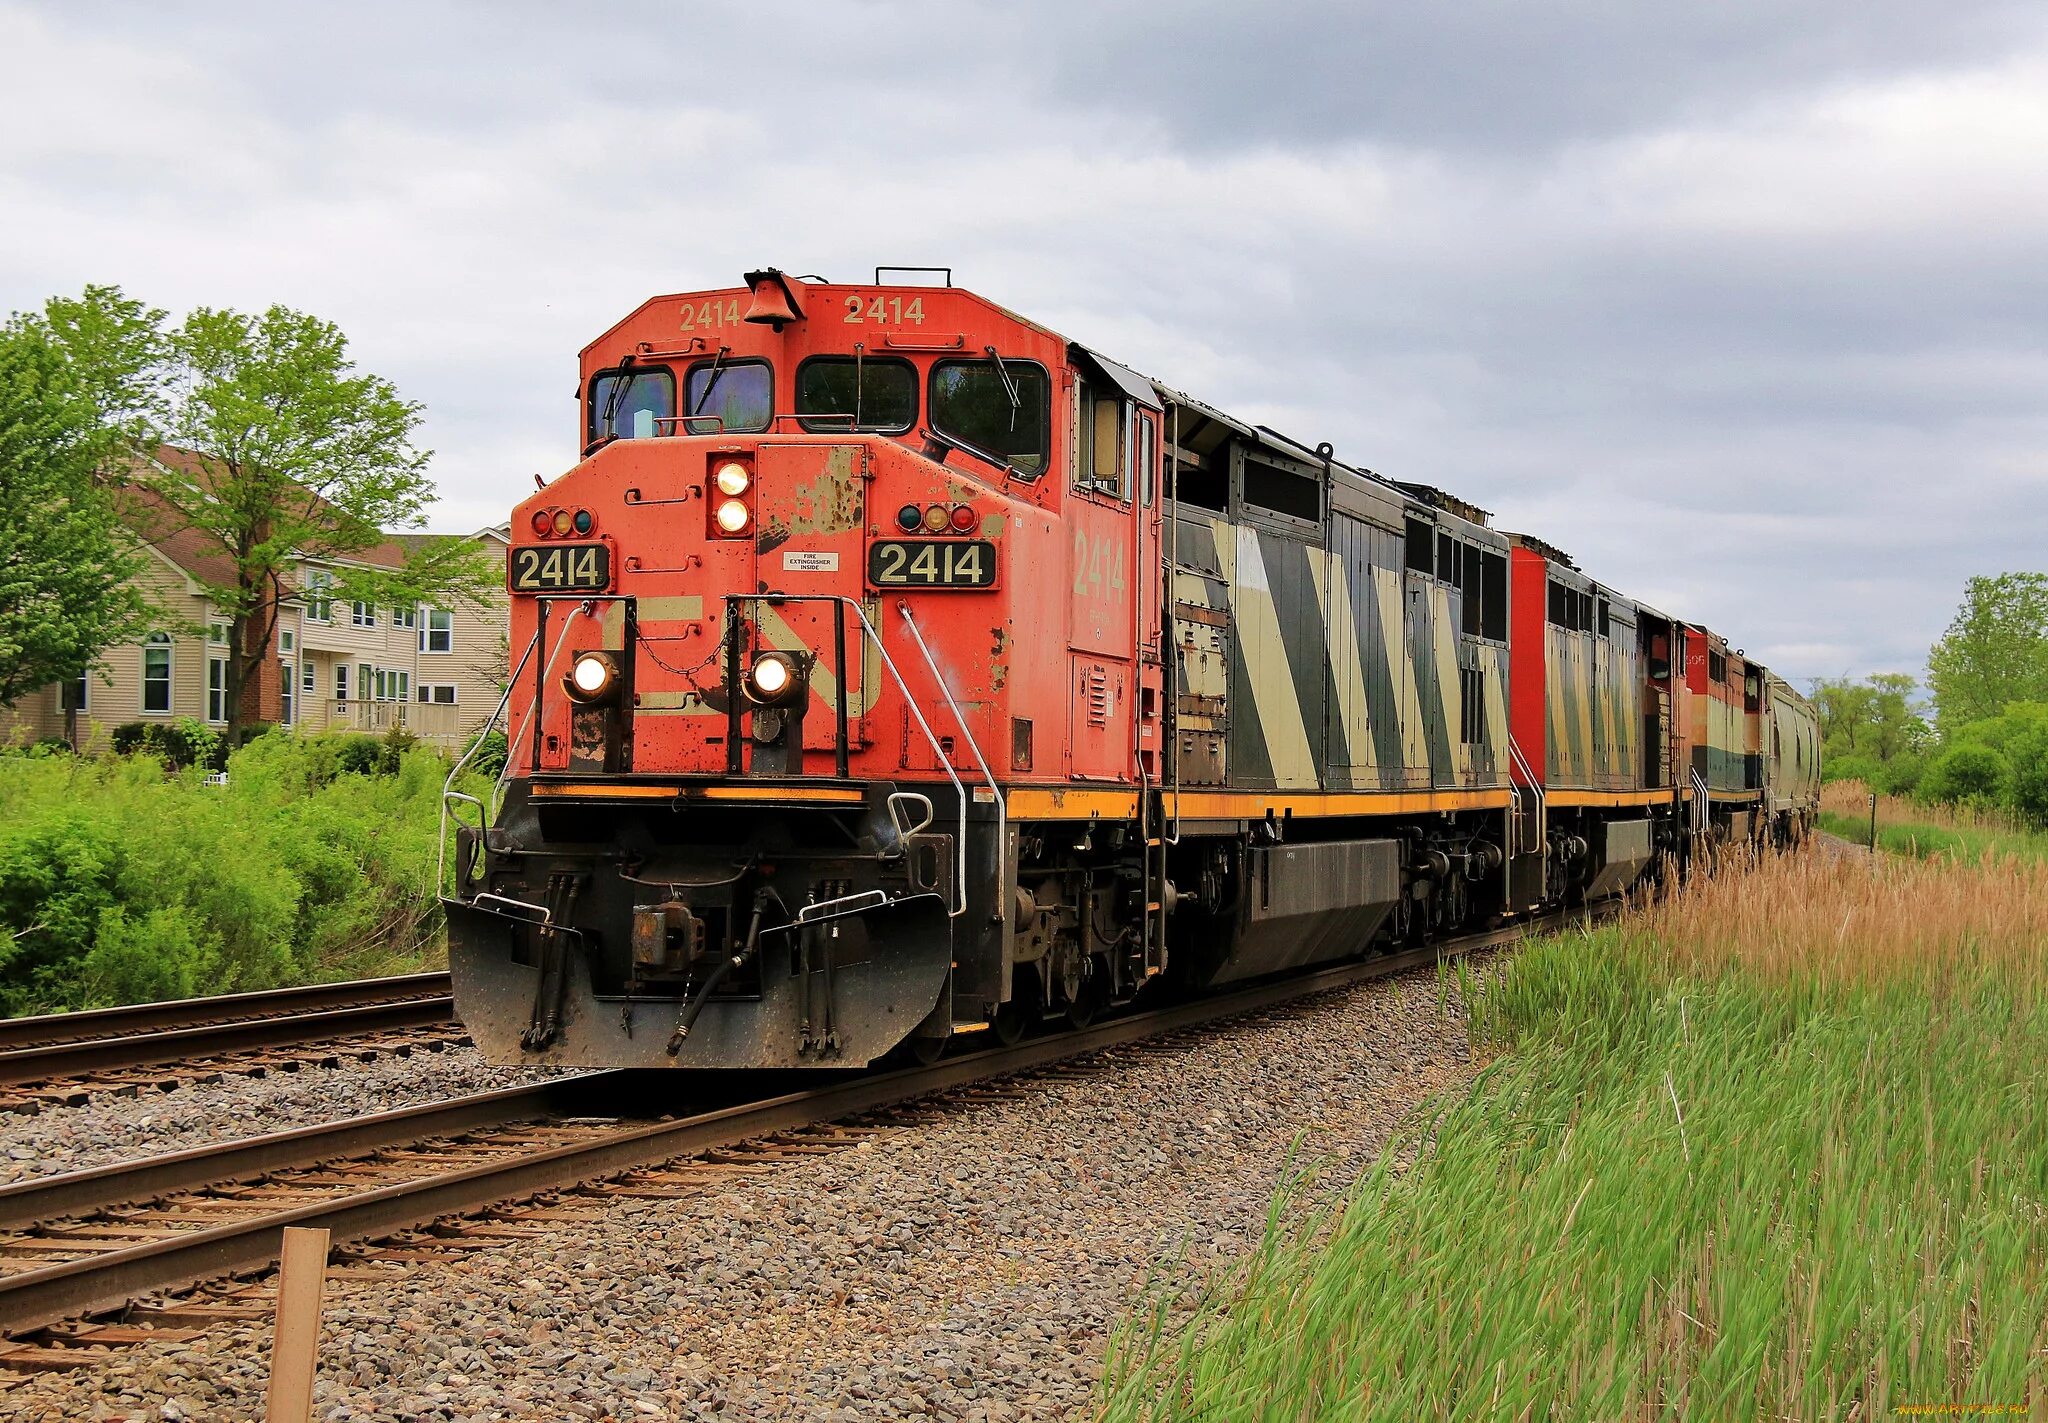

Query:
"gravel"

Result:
[[1, 961, 1485, 1421], [0, 1043, 575, 1185]]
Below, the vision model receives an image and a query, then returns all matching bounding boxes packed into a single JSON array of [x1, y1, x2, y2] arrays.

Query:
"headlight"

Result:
[[564, 651, 620, 703], [744, 651, 801, 705], [714, 498, 751, 534], [713, 461, 751, 497]]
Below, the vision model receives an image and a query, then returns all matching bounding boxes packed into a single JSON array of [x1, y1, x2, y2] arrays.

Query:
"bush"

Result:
[[1920, 742, 2009, 806], [462, 729, 507, 778], [0, 735, 486, 1012], [107, 718, 226, 770], [334, 734, 383, 776]]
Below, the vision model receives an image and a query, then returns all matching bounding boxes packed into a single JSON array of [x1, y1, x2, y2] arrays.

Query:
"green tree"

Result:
[[1811, 674, 1930, 765], [37, 287, 493, 735], [1927, 574, 2048, 731], [0, 317, 153, 714]]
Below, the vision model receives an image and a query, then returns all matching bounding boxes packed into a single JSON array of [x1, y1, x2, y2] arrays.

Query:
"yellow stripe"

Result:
[[1005, 786, 1512, 820], [528, 782, 864, 804], [1544, 787, 1673, 809], [701, 785, 863, 803]]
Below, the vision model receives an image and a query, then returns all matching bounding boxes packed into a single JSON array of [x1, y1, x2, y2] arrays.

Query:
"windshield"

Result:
[[930, 358, 1048, 477], [797, 357, 916, 432], [685, 359, 772, 434], [587, 368, 674, 444]]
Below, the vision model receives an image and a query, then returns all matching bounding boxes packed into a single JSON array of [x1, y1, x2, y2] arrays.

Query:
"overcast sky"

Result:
[[4, 1, 2044, 684]]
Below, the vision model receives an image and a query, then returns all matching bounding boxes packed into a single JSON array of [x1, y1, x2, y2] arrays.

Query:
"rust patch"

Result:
[[782, 447, 863, 535]]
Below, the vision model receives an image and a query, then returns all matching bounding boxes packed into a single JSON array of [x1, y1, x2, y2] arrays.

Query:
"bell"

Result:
[[742, 268, 804, 330]]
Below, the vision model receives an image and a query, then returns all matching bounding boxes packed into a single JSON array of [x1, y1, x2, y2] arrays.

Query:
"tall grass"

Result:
[[1100, 850, 2048, 1420], [1820, 778, 2048, 864]]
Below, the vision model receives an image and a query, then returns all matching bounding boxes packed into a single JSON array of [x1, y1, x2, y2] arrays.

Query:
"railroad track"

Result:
[[0, 973, 458, 1113], [0, 911, 1592, 1369]]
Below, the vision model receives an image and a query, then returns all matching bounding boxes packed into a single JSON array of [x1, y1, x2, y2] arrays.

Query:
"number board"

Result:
[[509, 542, 611, 593], [867, 539, 998, 589]]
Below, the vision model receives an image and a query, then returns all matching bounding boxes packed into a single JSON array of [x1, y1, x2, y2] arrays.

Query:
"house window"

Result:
[[336, 664, 349, 701], [61, 673, 88, 713], [206, 656, 227, 724], [394, 606, 417, 630], [395, 670, 409, 703], [417, 683, 459, 705], [280, 661, 295, 725], [352, 602, 376, 628], [142, 634, 173, 714], [421, 608, 453, 654], [207, 619, 228, 647], [305, 572, 333, 622], [358, 663, 373, 703], [280, 628, 295, 653]]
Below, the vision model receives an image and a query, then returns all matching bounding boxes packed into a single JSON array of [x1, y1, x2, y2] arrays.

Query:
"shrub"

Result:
[[335, 734, 384, 776], [1920, 742, 2008, 805], [462, 729, 508, 778], [107, 718, 226, 770], [0, 736, 486, 1012]]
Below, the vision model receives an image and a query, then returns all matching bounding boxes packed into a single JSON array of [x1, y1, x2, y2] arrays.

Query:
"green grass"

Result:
[[1100, 852, 2048, 1420], [1818, 809, 2048, 865]]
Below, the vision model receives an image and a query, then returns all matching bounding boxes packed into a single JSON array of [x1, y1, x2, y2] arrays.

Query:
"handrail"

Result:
[[1690, 769, 1710, 835], [1506, 733, 1546, 864], [438, 620, 544, 891], [437, 600, 591, 896], [893, 601, 1001, 919]]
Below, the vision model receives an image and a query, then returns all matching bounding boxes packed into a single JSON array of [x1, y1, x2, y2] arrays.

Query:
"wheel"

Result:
[[900, 1033, 946, 1066]]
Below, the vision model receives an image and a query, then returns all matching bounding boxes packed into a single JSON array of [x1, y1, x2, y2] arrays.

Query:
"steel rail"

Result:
[[0, 1074, 624, 1231], [0, 911, 1585, 1334], [0, 993, 456, 1087], [0, 973, 452, 1052]]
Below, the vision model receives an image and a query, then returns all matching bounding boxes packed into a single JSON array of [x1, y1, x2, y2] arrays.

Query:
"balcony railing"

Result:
[[307, 699, 480, 747]]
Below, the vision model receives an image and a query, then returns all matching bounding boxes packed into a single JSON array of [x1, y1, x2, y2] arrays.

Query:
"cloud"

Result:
[[2, 0, 2045, 684]]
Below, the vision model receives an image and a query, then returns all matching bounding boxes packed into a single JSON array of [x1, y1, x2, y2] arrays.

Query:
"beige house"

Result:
[[2, 448, 510, 752], [291, 529, 511, 747]]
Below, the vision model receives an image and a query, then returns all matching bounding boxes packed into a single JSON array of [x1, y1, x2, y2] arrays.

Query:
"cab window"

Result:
[[683, 359, 772, 434], [930, 358, 1048, 478], [1075, 380, 1128, 499], [586, 367, 674, 446], [796, 357, 916, 433]]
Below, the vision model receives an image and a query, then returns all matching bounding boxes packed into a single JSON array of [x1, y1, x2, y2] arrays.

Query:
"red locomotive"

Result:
[[443, 268, 1818, 1069]]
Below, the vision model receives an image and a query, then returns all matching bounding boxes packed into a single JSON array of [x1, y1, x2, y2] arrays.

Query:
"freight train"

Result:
[[442, 268, 1820, 1070]]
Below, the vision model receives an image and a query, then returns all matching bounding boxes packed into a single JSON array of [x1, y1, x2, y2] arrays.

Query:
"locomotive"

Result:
[[443, 267, 1820, 1070]]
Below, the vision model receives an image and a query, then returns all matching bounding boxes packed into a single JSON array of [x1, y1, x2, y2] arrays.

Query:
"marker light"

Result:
[[921, 503, 950, 533], [744, 651, 801, 705], [564, 651, 620, 703], [714, 499, 751, 535], [714, 461, 751, 497], [949, 504, 976, 532], [573, 509, 594, 535], [552, 509, 575, 536], [896, 504, 922, 532], [530, 510, 553, 537]]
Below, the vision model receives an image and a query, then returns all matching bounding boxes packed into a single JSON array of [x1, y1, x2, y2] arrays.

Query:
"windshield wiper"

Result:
[[689, 346, 731, 425], [595, 353, 637, 444], [984, 346, 1021, 431]]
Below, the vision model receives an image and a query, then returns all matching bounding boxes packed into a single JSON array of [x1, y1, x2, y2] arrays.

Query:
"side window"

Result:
[[684, 360, 772, 434], [587, 367, 675, 446], [1405, 518, 1433, 573], [930, 358, 1049, 478], [1075, 381, 1128, 499], [1138, 412, 1156, 507], [796, 357, 916, 433]]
